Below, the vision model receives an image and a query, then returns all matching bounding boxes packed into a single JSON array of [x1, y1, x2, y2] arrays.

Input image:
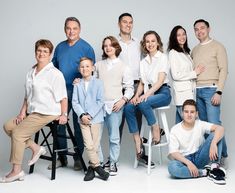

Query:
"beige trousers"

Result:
[[3, 113, 57, 164], [80, 123, 101, 168]]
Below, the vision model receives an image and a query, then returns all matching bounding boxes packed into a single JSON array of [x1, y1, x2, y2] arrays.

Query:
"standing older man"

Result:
[[50, 17, 95, 170]]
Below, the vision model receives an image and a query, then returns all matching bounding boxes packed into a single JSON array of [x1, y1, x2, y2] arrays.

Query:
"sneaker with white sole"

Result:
[[138, 155, 155, 169], [208, 167, 226, 185], [109, 163, 118, 176], [103, 160, 110, 171]]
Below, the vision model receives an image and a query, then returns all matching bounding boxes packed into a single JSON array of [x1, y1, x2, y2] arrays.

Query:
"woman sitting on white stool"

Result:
[[124, 31, 171, 167]]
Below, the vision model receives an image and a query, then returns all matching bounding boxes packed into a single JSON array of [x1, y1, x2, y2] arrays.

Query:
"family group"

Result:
[[1, 13, 228, 185]]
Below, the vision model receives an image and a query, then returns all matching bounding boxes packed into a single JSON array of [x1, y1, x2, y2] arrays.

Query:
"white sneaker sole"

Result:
[[208, 176, 226, 185]]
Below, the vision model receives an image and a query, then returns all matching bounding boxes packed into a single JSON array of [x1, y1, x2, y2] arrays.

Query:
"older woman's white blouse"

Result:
[[140, 51, 169, 93], [25, 62, 67, 115]]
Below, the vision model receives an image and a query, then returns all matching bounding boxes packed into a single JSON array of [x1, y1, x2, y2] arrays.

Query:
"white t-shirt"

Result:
[[84, 80, 89, 92], [169, 120, 212, 156], [25, 62, 67, 115], [118, 36, 141, 81], [140, 51, 169, 93]]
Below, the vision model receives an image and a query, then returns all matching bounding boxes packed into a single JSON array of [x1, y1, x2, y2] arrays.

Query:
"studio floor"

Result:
[[0, 155, 233, 193], [0, 122, 233, 193]]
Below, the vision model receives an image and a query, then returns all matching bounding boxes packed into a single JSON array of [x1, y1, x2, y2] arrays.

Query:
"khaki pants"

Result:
[[80, 123, 101, 167], [3, 113, 57, 164]]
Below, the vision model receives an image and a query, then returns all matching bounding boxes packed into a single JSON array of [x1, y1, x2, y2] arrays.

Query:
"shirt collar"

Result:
[[32, 62, 54, 76], [145, 51, 162, 64], [107, 58, 120, 64], [118, 34, 137, 43]]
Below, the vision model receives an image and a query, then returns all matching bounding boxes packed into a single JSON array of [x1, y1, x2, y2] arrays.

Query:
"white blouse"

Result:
[[140, 51, 169, 93], [25, 62, 67, 115]]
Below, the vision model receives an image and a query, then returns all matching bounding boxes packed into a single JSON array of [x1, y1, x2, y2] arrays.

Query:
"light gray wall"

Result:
[[0, 0, 234, 166]]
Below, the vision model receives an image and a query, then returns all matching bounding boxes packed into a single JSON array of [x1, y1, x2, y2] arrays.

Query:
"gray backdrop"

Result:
[[0, 0, 234, 167]]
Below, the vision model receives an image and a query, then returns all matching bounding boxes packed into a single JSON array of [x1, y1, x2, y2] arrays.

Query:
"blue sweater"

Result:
[[52, 38, 95, 90]]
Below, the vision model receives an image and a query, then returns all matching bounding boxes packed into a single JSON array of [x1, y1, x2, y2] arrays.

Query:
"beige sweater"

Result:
[[191, 39, 228, 91], [95, 59, 126, 101]]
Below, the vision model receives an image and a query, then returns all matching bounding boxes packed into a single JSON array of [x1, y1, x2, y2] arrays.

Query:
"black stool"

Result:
[[29, 120, 87, 180]]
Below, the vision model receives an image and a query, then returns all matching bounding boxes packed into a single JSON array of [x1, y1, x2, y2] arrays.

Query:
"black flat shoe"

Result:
[[160, 128, 165, 136]]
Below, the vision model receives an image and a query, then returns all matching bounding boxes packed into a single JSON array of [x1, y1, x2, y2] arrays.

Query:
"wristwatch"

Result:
[[62, 112, 68, 117], [216, 91, 222, 95]]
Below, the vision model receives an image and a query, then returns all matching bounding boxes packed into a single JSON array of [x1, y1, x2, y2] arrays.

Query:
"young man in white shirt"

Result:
[[117, 13, 142, 141], [168, 99, 226, 185]]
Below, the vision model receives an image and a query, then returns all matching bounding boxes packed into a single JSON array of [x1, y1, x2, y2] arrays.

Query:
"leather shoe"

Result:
[[28, 146, 46, 166], [74, 159, 82, 171], [94, 166, 109, 180], [0, 171, 25, 183], [84, 166, 95, 181]]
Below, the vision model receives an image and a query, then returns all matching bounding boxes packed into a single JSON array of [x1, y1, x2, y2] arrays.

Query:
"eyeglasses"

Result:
[[36, 49, 50, 54]]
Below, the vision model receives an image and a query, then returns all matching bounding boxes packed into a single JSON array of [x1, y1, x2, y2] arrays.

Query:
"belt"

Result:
[[148, 83, 168, 88], [134, 80, 140, 84]]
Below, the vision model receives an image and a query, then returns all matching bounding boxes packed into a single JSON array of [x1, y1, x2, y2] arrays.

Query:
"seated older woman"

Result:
[[0, 39, 68, 183]]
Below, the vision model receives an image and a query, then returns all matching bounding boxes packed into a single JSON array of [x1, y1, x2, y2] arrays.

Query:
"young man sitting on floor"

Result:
[[168, 99, 226, 185]]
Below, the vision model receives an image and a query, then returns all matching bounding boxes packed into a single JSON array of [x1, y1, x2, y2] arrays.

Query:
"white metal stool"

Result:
[[134, 106, 170, 174]]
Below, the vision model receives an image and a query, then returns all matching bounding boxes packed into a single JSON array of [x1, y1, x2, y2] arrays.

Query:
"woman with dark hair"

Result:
[[95, 36, 133, 175], [1, 39, 67, 183], [125, 31, 171, 167], [168, 25, 204, 123]]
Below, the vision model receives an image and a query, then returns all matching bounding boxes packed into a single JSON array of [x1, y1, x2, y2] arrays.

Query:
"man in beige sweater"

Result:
[[191, 19, 228, 167]]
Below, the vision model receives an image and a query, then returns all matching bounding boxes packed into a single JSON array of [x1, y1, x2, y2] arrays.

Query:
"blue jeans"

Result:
[[57, 89, 84, 161], [196, 87, 228, 157], [104, 108, 123, 164], [125, 85, 171, 133], [168, 133, 223, 178], [175, 106, 183, 124]]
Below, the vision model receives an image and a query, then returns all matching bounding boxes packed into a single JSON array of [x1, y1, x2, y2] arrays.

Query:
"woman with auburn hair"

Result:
[[95, 36, 134, 175]]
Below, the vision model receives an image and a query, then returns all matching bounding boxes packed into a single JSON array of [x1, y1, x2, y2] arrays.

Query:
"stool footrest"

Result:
[[29, 121, 87, 180]]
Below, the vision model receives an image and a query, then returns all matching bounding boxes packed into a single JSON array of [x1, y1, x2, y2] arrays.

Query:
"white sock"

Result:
[[211, 163, 219, 170], [201, 169, 208, 176]]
